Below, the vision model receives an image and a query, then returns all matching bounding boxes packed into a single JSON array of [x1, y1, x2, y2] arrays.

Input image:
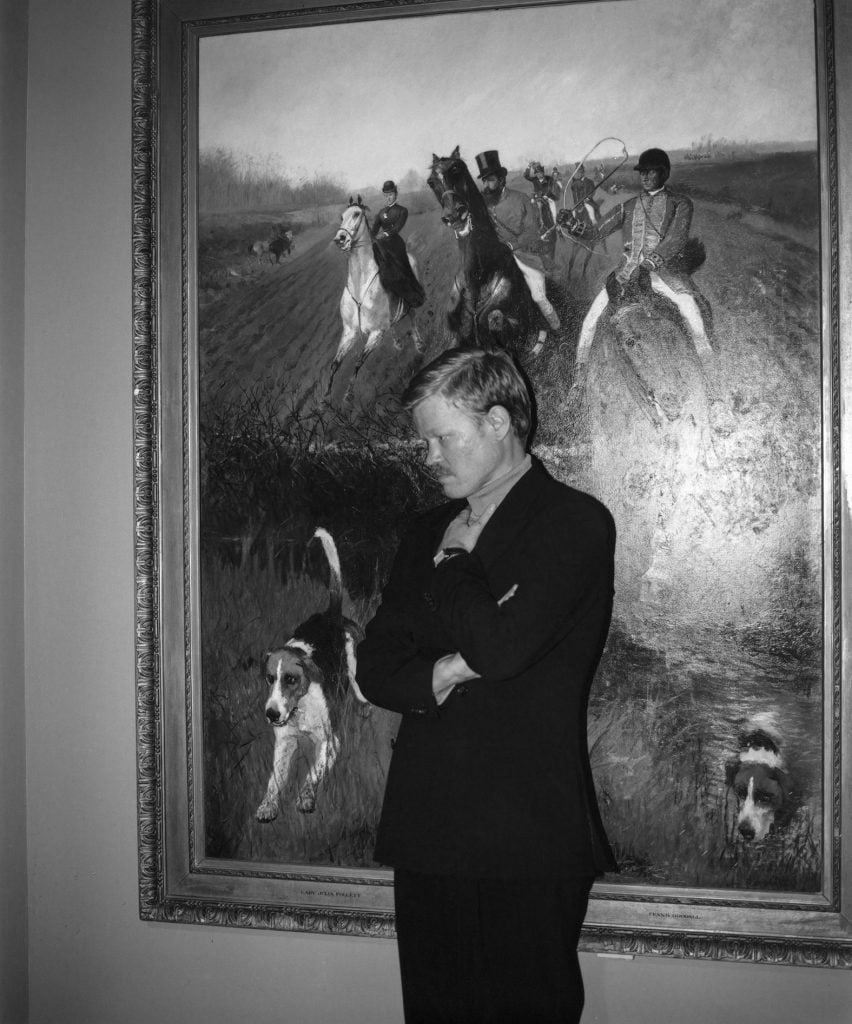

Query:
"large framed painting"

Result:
[[133, 0, 852, 963]]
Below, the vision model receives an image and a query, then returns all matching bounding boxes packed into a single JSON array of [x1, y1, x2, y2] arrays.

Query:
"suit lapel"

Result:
[[471, 460, 548, 571]]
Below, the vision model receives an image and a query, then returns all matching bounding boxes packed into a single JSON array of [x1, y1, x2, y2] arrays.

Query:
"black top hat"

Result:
[[475, 151, 508, 179], [381, 180, 398, 193], [634, 148, 671, 173]]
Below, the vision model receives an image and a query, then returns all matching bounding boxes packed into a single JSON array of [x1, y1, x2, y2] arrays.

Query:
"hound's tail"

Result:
[[313, 527, 343, 616]]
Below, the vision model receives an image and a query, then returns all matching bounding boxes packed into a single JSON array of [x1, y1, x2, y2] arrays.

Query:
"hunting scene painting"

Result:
[[197, 0, 823, 896]]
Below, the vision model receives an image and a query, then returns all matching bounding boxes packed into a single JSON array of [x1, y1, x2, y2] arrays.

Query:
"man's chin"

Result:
[[438, 478, 464, 499]]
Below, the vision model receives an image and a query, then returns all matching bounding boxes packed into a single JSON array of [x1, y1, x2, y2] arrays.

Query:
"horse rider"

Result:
[[372, 179, 425, 309], [558, 146, 714, 371], [477, 150, 561, 332], [524, 160, 560, 202], [523, 160, 561, 270], [569, 164, 602, 225]]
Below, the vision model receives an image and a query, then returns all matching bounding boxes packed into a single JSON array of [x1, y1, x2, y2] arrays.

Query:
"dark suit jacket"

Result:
[[357, 459, 617, 880]]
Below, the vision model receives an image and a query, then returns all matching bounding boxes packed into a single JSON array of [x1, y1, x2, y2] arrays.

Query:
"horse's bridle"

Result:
[[335, 204, 372, 252], [429, 170, 472, 235]]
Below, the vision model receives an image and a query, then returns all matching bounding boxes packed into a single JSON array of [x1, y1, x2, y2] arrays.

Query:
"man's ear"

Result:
[[485, 405, 512, 440]]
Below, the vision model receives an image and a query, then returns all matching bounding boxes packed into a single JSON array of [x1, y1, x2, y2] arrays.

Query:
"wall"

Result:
[[0, 0, 29, 1020], [18, 1, 852, 1023]]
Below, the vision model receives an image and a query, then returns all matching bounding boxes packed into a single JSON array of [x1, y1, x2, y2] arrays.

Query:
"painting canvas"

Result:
[[197, 0, 820, 890], [134, 0, 852, 961]]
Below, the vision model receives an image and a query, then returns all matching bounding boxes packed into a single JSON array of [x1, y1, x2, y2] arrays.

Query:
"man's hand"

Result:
[[556, 210, 585, 235], [432, 651, 480, 705], [439, 503, 496, 553]]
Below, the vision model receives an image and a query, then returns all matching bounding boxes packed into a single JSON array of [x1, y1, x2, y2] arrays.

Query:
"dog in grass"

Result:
[[256, 528, 367, 820], [725, 711, 792, 843]]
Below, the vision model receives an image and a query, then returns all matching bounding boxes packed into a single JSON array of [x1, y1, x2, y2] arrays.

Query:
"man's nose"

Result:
[[424, 442, 441, 465]]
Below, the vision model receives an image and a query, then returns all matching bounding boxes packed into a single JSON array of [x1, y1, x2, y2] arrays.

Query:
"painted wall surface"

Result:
[[1, 0, 29, 1020], [17, 1, 852, 1023]]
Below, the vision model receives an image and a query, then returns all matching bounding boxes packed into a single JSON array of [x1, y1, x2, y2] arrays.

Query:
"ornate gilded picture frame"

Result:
[[133, 0, 852, 964]]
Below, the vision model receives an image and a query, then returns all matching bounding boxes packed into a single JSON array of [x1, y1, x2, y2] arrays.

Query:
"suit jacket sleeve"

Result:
[[584, 198, 628, 242], [356, 525, 445, 717], [429, 499, 614, 681]]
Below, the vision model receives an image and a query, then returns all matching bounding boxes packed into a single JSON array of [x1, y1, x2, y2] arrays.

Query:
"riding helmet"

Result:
[[634, 148, 671, 173]]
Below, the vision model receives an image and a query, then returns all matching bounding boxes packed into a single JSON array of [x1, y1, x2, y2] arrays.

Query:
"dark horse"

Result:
[[427, 147, 535, 353]]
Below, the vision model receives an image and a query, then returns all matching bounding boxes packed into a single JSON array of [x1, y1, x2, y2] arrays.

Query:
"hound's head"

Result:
[[727, 762, 790, 842], [263, 643, 319, 727], [726, 716, 790, 842]]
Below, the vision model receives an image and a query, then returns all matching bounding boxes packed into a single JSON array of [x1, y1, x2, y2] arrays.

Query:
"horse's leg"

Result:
[[341, 327, 383, 404], [354, 328, 385, 376], [446, 277, 472, 344], [327, 318, 359, 397]]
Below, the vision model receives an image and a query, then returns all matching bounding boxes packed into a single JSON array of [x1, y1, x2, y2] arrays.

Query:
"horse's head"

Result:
[[334, 196, 371, 253], [428, 147, 478, 236]]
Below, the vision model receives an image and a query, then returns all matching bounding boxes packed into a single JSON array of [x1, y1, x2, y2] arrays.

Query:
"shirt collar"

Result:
[[467, 454, 532, 520]]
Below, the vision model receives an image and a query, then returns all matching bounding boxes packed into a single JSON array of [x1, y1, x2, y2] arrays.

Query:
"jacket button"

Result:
[[455, 684, 469, 696]]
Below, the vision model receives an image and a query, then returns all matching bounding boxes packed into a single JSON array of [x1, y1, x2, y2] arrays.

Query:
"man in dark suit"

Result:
[[371, 179, 425, 309], [357, 348, 616, 1024]]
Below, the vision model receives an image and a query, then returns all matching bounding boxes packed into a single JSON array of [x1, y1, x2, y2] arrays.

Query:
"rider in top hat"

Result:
[[372, 179, 425, 309], [476, 150, 561, 332], [558, 146, 713, 370], [523, 160, 560, 202]]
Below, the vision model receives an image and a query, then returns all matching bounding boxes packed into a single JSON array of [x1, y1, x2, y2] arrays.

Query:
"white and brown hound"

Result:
[[256, 528, 366, 820], [725, 712, 791, 843]]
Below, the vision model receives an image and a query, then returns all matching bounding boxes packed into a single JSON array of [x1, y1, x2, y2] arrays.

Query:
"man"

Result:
[[357, 348, 616, 1024], [569, 163, 601, 221], [372, 179, 425, 308], [476, 150, 561, 332], [523, 159, 560, 202], [565, 162, 606, 277], [559, 147, 714, 370], [523, 160, 560, 265]]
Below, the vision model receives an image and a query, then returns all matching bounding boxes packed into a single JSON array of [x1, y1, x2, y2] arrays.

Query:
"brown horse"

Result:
[[427, 148, 535, 354]]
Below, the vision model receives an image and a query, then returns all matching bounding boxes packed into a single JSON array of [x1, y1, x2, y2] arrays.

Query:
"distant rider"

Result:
[[372, 180, 425, 309], [558, 147, 713, 370], [477, 150, 561, 332]]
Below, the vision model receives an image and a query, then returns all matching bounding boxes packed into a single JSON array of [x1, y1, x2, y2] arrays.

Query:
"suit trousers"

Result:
[[394, 869, 595, 1024]]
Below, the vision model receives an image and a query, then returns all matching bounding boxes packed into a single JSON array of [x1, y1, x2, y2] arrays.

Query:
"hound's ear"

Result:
[[432, 153, 439, 164], [451, 145, 460, 158], [348, 195, 353, 206], [356, 194, 363, 206]]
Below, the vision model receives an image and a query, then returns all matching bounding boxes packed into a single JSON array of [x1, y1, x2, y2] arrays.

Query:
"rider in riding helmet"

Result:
[[372, 179, 425, 308], [476, 149, 561, 332], [558, 146, 714, 371]]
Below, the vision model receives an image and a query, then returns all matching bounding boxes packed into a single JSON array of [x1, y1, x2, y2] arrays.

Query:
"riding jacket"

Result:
[[587, 186, 699, 292], [372, 202, 408, 239]]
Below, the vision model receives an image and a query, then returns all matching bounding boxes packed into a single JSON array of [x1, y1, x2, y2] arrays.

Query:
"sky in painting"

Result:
[[198, 0, 817, 192]]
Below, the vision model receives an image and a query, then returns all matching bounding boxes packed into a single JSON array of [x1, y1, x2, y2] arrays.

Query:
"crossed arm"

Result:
[[357, 503, 613, 715]]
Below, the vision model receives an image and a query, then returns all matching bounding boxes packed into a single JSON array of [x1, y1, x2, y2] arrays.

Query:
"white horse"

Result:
[[327, 197, 424, 397]]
